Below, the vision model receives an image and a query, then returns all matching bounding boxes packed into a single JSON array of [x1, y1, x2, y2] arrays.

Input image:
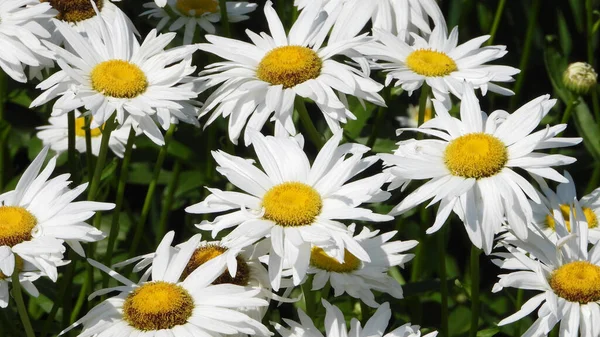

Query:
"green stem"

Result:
[[0, 70, 7, 191], [219, 0, 230, 38], [438, 226, 449, 337], [40, 259, 76, 337], [301, 276, 315, 318], [586, 0, 595, 66], [486, 0, 507, 46], [102, 127, 136, 284], [129, 124, 176, 257], [295, 97, 325, 148], [561, 97, 577, 125], [157, 160, 182, 244], [87, 116, 117, 201], [514, 289, 524, 336], [85, 117, 94, 184], [469, 246, 481, 337], [69, 266, 90, 324], [67, 111, 77, 183], [367, 87, 391, 148], [11, 263, 36, 337], [417, 85, 430, 127], [510, 0, 541, 110]]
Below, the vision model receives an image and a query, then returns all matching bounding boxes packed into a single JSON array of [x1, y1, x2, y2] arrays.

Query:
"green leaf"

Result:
[[100, 158, 118, 182], [543, 42, 569, 103], [344, 98, 377, 139], [449, 305, 471, 336], [573, 98, 600, 161], [477, 328, 500, 337], [356, 137, 397, 153], [557, 11, 572, 56]]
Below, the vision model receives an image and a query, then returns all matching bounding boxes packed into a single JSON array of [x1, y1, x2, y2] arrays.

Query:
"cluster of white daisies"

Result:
[[0, 0, 598, 336]]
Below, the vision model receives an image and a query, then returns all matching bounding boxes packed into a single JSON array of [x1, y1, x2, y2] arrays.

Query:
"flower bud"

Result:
[[563, 62, 597, 95]]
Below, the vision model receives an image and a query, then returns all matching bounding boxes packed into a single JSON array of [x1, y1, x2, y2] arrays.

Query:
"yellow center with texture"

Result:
[[256, 46, 322, 88], [43, 0, 104, 23], [406, 49, 457, 77], [444, 133, 508, 179], [175, 0, 219, 16], [75, 117, 103, 138], [181, 245, 250, 286], [310, 247, 361, 273], [123, 282, 194, 331], [90, 60, 148, 99], [262, 182, 322, 227], [546, 204, 599, 232], [0, 206, 37, 248], [550, 261, 600, 303]]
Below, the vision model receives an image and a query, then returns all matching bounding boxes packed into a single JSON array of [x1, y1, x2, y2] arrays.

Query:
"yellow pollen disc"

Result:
[[181, 245, 250, 286], [444, 133, 508, 179], [256, 46, 322, 88], [545, 204, 598, 232], [175, 0, 219, 16], [123, 281, 194, 331], [42, 0, 104, 23], [406, 49, 457, 77], [0, 256, 23, 280], [310, 247, 361, 273], [75, 117, 103, 138], [550, 261, 600, 303], [0, 206, 37, 248], [90, 60, 148, 99], [262, 182, 322, 227]]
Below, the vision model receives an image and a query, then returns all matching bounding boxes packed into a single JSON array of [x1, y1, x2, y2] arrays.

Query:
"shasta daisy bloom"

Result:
[[302, 224, 416, 307], [492, 202, 600, 337], [359, 25, 520, 108], [379, 85, 581, 254], [0, 147, 113, 305], [0, 0, 55, 83], [142, 0, 257, 45], [325, 0, 446, 43], [64, 231, 271, 337], [186, 131, 392, 290], [526, 171, 600, 244], [274, 299, 437, 337], [114, 235, 272, 327], [197, 0, 385, 145], [36, 111, 135, 158], [30, 8, 200, 146], [0, 253, 45, 308], [397, 96, 433, 127]]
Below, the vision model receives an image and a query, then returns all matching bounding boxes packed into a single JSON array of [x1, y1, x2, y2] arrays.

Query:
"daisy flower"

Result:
[[142, 0, 257, 45], [324, 0, 446, 43], [493, 202, 600, 337], [302, 224, 417, 307], [0, 253, 45, 308], [0, 0, 55, 83], [36, 111, 135, 158], [379, 85, 581, 254], [113, 235, 273, 326], [196, 0, 385, 145], [527, 171, 600, 244], [397, 96, 433, 128], [186, 131, 392, 290], [0, 147, 114, 306], [63, 231, 271, 337], [274, 299, 437, 337], [30, 8, 200, 146], [358, 25, 520, 108]]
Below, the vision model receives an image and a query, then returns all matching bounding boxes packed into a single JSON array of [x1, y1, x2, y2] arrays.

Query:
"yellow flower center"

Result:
[[175, 0, 219, 16], [412, 106, 433, 124], [75, 116, 103, 138], [545, 204, 599, 232], [43, 0, 104, 23], [262, 182, 322, 227], [444, 133, 508, 179], [310, 247, 361, 273], [549, 261, 600, 303], [406, 49, 457, 77], [0, 256, 23, 280], [181, 245, 250, 286], [0, 206, 37, 248], [256, 46, 322, 88], [90, 60, 148, 99], [123, 281, 194, 331]]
